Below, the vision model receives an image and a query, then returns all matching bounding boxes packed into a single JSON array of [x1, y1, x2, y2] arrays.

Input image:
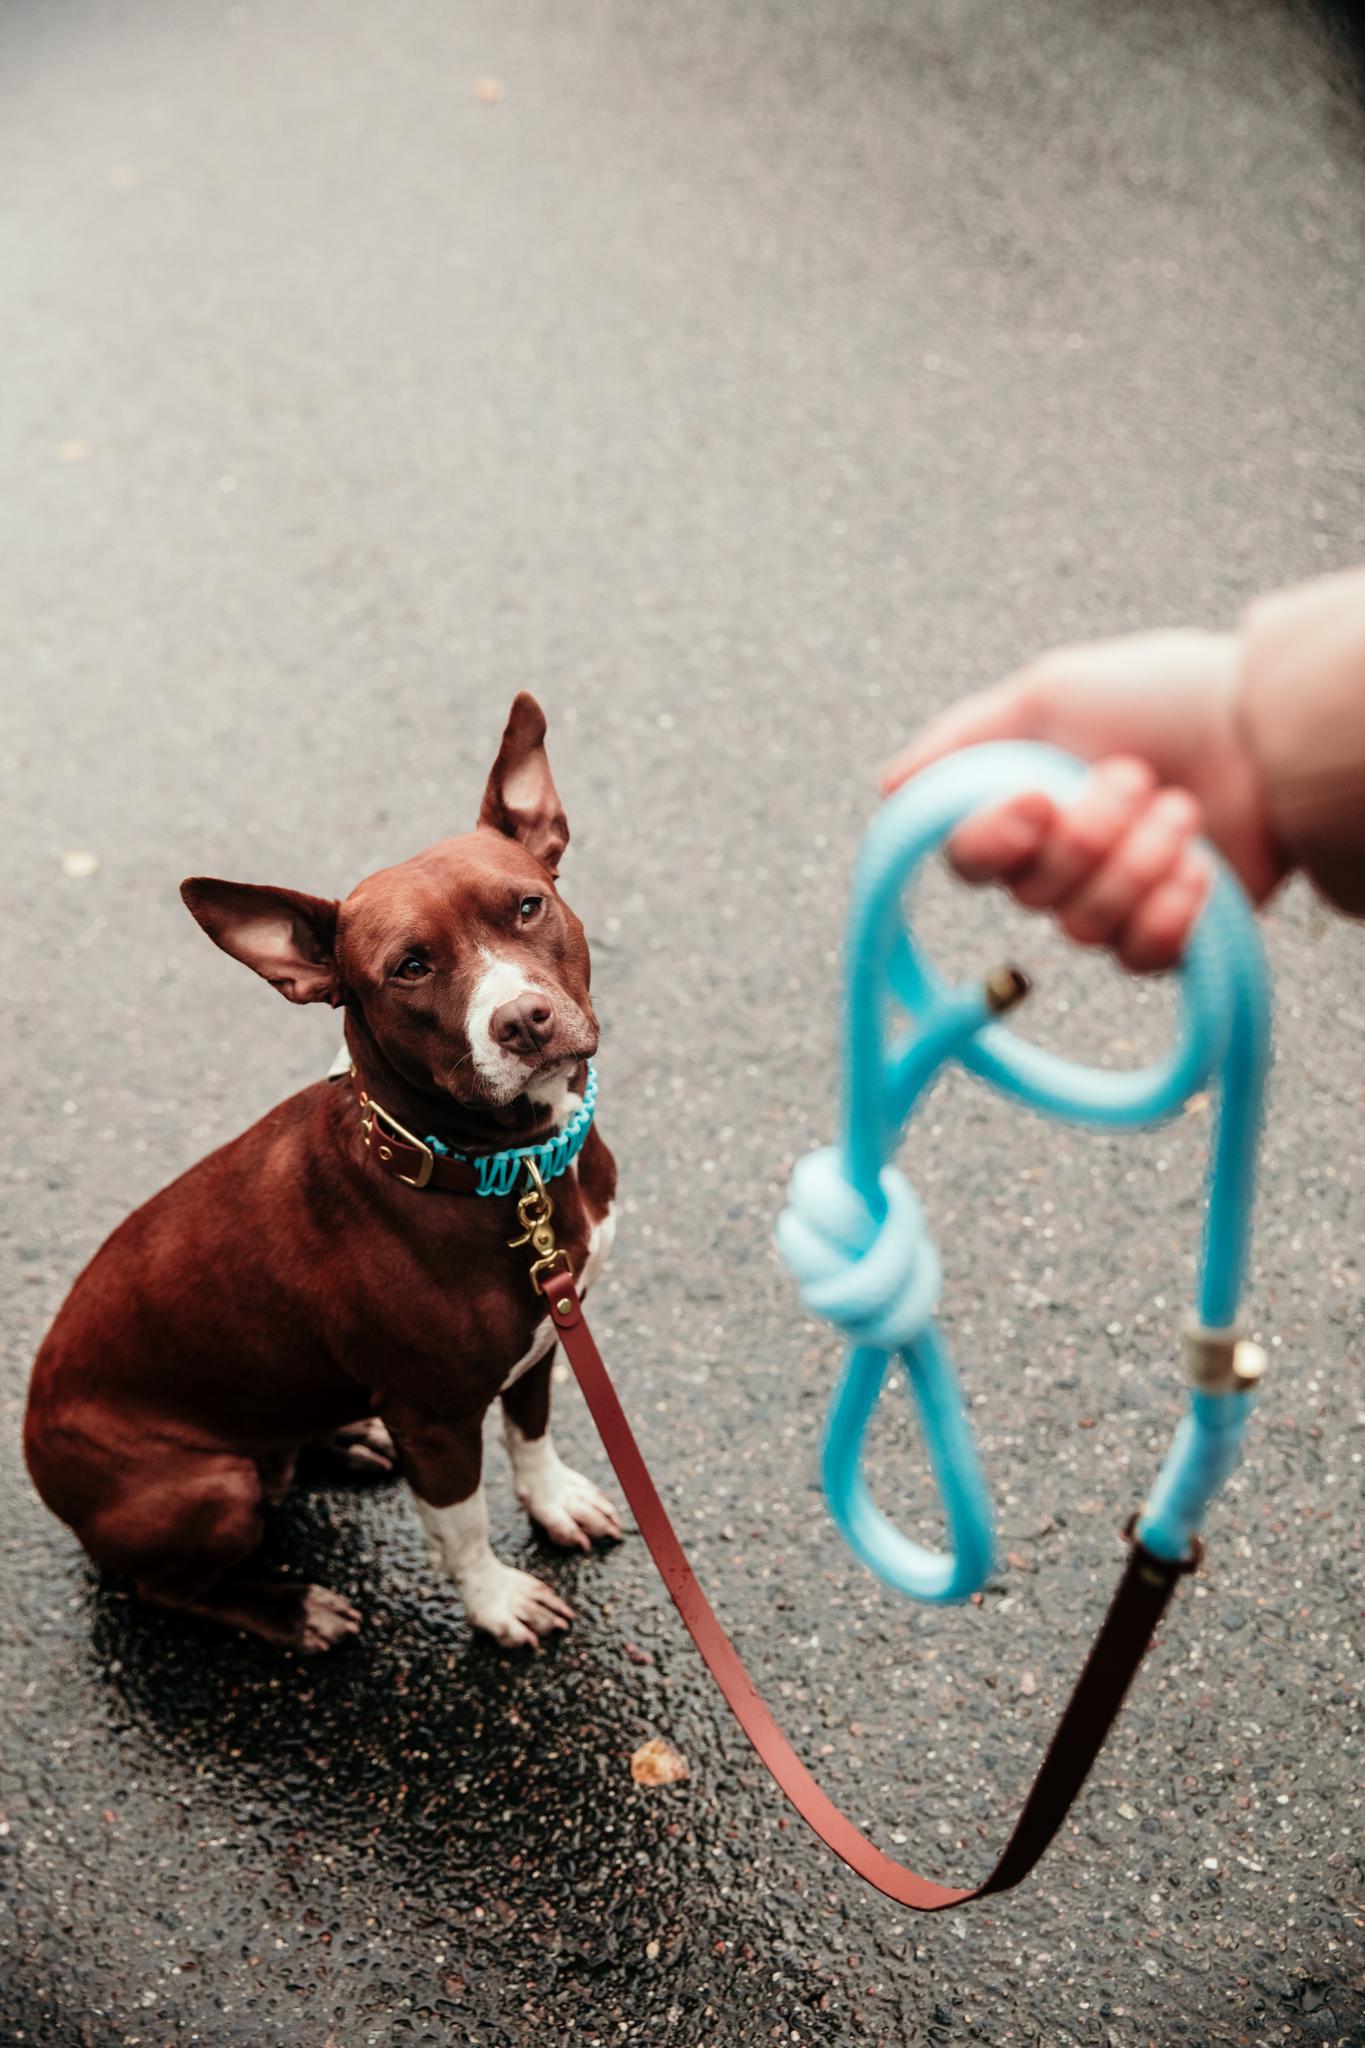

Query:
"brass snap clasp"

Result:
[[509, 1158, 555, 1248], [509, 1160, 574, 1295]]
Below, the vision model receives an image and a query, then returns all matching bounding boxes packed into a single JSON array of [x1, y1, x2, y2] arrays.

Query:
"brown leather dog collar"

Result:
[[355, 1084, 482, 1193], [344, 1063, 598, 1198]]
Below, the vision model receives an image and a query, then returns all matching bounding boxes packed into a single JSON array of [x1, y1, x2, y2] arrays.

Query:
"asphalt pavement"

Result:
[[2, 2, 1364, 2043]]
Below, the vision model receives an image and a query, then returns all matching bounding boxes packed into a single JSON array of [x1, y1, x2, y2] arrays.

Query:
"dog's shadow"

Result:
[[83, 1474, 703, 1919]]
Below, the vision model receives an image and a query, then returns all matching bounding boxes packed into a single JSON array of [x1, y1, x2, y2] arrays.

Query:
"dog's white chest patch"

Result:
[[498, 1317, 558, 1393], [577, 1199, 616, 1297]]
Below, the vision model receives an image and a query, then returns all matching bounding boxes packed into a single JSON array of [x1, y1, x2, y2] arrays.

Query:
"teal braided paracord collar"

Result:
[[426, 1060, 599, 1197]]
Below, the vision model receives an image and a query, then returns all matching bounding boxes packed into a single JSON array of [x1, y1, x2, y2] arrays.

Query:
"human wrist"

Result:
[[1234, 567, 1365, 911]]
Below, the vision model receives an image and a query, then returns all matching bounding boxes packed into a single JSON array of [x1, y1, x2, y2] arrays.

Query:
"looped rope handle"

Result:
[[777, 741, 1272, 1599]]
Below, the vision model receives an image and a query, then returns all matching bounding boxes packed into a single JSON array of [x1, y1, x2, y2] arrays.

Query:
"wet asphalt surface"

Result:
[[3, 2, 1365, 2043]]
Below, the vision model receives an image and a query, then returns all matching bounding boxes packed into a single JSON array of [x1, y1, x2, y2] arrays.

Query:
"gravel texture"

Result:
[[2, 2, 1363, 2044]]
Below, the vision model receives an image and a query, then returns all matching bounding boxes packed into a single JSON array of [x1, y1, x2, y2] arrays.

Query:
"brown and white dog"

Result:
[[24, 695, 620, 1653]]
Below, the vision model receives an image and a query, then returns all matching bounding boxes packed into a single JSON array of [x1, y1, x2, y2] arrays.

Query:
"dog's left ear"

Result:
[[477, 692, 569, 873], [180, 879, 342, 1007]]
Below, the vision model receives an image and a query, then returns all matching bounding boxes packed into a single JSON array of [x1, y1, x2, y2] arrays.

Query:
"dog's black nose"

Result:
[[490, 993, 555, 1055]]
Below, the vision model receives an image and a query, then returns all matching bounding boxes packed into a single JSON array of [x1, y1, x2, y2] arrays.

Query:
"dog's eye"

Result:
[[518, 895, 543, 922], [392, 955, 431, 982]]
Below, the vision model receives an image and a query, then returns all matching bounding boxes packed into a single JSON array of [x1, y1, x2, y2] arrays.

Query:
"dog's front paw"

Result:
[[464, 1563, 574, 1649], [518, 1459, 623, 1553]]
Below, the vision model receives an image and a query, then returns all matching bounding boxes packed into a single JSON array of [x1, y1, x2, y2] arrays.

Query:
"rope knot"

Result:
[[775, 1147, 941, 1351]]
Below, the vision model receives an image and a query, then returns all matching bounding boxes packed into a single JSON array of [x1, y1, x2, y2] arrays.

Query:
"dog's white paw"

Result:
[[517, 1457, 623, 1552], [464, 1562, 574, 1649]]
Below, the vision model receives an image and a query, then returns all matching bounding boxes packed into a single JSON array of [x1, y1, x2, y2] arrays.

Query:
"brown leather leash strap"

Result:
[[546, 1276, 1196, 1909]]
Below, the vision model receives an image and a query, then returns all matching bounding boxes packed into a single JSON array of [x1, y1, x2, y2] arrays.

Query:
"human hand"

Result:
[[879, 630, 1285, 973]]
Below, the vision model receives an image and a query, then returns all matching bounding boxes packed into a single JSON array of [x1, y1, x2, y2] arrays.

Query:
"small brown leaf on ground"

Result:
[[630, 1737, 689, 1786], [474, 78, 506, 103]]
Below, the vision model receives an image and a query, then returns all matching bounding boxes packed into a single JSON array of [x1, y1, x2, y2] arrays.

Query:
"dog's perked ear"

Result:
[[476, 692, 569, 873], [180, 879, 342, 1007]]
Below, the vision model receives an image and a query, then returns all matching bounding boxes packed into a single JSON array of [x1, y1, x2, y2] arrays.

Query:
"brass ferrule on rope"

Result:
[[1180, 1314, 1268, 1394]]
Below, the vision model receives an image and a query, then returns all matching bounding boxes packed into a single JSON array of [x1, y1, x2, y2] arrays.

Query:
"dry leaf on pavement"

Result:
[[630, 1737, 689, 1787]]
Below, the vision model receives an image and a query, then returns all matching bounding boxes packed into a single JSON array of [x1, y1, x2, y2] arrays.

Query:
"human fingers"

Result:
[[1059, 787, 1202, 948], [945, 790, 1056, 884], [1115, 849, 1213, 974], [1008, 757, 1156, 909]]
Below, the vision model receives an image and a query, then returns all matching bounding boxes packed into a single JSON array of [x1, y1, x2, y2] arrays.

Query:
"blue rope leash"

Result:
[[776, 741, 1272, 1601]]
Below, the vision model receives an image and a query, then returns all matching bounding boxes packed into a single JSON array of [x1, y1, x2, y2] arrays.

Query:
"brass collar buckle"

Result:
[[357, 1083, 435, 1190]]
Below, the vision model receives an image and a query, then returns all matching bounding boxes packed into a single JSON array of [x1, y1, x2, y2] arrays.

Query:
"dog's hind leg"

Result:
[[499, 1355, 622, 1553], [256, 1447, 298, 1506], [302, 1417, 397, 1481], [83, 1452, 361, 1654], [149, 1574, 362, 1653]]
